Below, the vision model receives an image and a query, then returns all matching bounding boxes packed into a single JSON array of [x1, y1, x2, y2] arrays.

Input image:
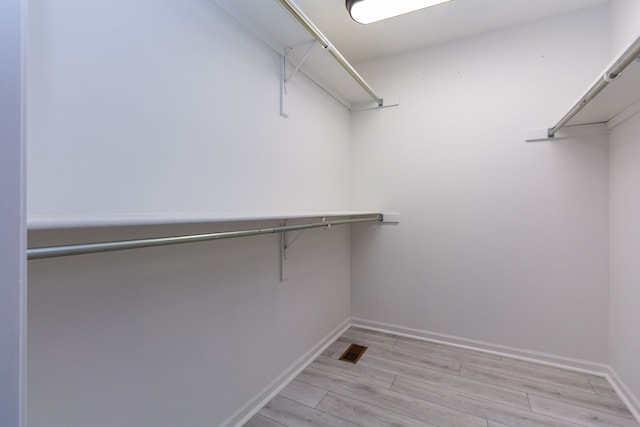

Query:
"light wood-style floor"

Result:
[[245, 327, 639, 427]]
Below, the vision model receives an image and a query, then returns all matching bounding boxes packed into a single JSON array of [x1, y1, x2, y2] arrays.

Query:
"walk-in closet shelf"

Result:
[[27, 213, 384, 260], [212, 0, 388, 111], [27, 211, 384, 230], [526, 33, 640, 141]]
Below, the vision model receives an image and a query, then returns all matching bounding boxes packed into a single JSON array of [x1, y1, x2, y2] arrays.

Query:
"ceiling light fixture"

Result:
[[346, 0, 454, 24]]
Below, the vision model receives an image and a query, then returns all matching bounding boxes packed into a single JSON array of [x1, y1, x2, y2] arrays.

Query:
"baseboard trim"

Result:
[[607, 367, 640, 423], [222, 317, 351, 427], [355, 318, 640, 423], [351, 317, 609, 376], [224, 317, 640, 426]]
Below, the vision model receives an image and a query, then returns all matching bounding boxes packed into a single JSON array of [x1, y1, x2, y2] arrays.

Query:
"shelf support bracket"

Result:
[[285, 41, 317, 82], [280, 41, 318, 118], [279, 220, 287, 281], [280, 56, 289, 118], [279, 217, 325, 282]]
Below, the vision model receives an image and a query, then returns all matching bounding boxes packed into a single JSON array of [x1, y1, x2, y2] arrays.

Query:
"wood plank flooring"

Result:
[[245, 327, 638, 427]]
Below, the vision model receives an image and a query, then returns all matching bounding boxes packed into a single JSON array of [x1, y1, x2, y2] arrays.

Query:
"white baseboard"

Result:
[[351, 317, 609, 376], [354, 318, 640, 424], [221, 318, 351, 427], [607, 367, 640, 423], [223, 316, 640, 426]]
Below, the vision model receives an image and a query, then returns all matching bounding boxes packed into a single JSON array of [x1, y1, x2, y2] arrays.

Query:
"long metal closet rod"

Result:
[[27, 215, 382, 260], [549, 35, 640, 137], [277, 0, 384, 107]]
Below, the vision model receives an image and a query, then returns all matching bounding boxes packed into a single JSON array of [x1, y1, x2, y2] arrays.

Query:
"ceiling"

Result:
[[293, 0, 609, 64]]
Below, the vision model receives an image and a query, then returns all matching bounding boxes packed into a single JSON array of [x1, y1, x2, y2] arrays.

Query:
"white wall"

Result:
[[28, 222, 352, 427], [611, 0, 640, 53], [351, 6, 611, 363], [0, 0, 26, 426], [609, 114, 640, 410], [26, 0, 353, 426], [609, 0, 640, 410], [27, 0, 352, 218]]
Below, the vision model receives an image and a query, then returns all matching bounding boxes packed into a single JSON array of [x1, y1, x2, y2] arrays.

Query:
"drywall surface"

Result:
[[351, 6, 611, 362], [608, 0, 640, 410], [0, 0, 25, 425], [611, 0, 640, 54], [609, 114, 640, 405], [27, 0, 352, 218], [28, 222, 352, 427], [26, 0, 353, 426]]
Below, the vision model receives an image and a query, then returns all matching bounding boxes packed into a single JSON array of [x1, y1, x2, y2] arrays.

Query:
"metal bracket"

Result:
[[280, 41, 318, 118], [279, 217, 325, 282], [280, 55, 289, 119], [604, 70, 622, 83], [285, 41, 317, 82], [279, 221, 287, 281]]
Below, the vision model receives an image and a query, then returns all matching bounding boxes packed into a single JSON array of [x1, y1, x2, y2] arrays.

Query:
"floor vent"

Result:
[[339, 344, 368, 364]]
